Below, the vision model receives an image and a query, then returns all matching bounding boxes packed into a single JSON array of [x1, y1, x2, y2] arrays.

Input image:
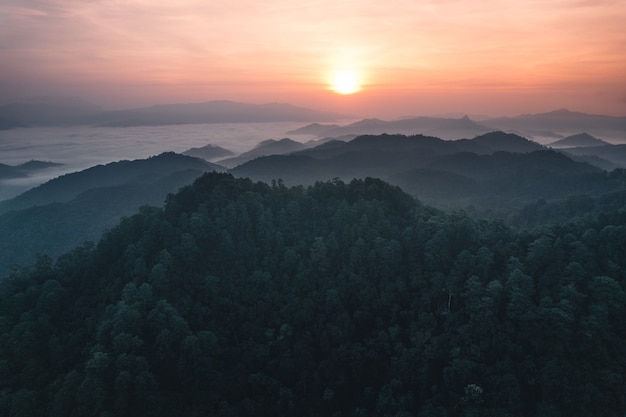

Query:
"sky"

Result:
[[1, 0, 625, 118]]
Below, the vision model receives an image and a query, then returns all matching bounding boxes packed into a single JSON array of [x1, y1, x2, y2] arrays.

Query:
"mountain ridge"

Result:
[[0, 152, 223, 214], [548, 133, 611, 148], [0, 100, 349, 128]]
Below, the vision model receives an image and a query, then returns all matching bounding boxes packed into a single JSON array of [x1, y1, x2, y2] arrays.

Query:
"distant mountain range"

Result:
[[561, 144, 626, 169], [288, 109, 625, 142], [0, 97, 103, 128], [3, 99, 623, 141], [288, 115, 494, 140], [0, 160, 63, 180], [231, 131, 623, 210], [3, 130, 626, 276], [232, 131, 544, 179], [0, 99, 348, 128], [483, 109, 626, 141]]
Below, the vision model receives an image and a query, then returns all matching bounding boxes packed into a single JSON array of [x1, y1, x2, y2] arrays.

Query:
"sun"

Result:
[[330, 70, 361, 95]]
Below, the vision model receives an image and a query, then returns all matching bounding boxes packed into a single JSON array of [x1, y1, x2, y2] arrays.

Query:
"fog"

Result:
[[0, 122, 315, 200]]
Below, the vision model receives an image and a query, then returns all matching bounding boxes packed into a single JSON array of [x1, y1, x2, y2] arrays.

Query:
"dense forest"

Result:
[[1, 172, 624, 416]]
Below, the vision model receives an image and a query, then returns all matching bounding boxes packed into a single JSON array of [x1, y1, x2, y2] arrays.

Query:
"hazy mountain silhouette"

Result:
[[288, 115, 493, 140], [0, 99, 348, 128], [0, 97, 103, 127], [548, 133, 611, 148], [230, 132, 626, 211], [0, 152, 223, 214], [93, 101, 348, 127], [560, 144, 626, 168], [562, 153, 620, 172], [287, 122, 341, 135], [0, 160, 63, 180], [288, 131, 540, 163], [484, 109, 626, 141], [182, 144, 235, 161], [218, 138, 307, 168]]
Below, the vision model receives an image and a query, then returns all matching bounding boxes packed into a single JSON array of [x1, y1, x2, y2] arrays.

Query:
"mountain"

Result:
[[0, 99, 348, 128], [0, 152, 223, 214], [0, 97, 103, 127], [548, 133, 611, 148], [390, 149, 609, 207], [182, 144, 235, 161], [560, 144, 626, 168], [0, 153, 223, 276], [93, 101, 347, 127], [286, 122, 341, 135], [472, 131, 545, 153], [288, 115, 494, 140], [218, 138, 307, 168], [0, 160, 63, 180], [232, 132, 624, 211], [233, 132, 545, 180], [484, 109, 626, 141], [1, 172, 624, 416]]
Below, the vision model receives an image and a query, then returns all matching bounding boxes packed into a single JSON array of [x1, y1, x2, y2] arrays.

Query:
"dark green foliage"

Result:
[[1, 172, 624, 416]]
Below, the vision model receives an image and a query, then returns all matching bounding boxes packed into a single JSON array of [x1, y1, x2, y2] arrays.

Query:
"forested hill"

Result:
[[1, 173, 625, 416]]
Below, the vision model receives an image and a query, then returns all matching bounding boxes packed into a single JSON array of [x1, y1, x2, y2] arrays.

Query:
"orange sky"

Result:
[[1, 0, 625, 118]]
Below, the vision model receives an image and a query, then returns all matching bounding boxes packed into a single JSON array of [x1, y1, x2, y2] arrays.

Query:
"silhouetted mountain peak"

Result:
[[548, 133, 611, 148], [286, 122, 341, 135], [217, 138, 306, 168], [182, 144, 235, 161], [472, 131, 544, 153], [255, 138, 299, 148]]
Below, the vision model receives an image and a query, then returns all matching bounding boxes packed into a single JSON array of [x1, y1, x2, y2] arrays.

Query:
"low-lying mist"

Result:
[[0, 122, 316, 200]]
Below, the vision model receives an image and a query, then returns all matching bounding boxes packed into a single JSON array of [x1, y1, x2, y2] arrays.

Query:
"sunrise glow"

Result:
[[0, 1, 624, 117], [330, 70, 362, 95]]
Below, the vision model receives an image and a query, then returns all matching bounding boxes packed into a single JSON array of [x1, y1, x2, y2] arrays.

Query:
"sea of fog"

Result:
[[0, 122, 317, 201]]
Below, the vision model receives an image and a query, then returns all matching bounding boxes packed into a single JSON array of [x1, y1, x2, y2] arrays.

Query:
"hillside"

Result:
[[1, 173, 624, 416], [0, 153, 222, 276], [232, 133, 620, 211], [0, 152, 222, 214], [562, 144, 626, 168]]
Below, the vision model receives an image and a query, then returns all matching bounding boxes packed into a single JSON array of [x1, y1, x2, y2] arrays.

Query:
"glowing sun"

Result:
[[330, 70, 361, 95]]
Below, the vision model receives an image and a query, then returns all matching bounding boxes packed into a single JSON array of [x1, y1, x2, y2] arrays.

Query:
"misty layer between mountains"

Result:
[[1, 117, 626, 278]]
